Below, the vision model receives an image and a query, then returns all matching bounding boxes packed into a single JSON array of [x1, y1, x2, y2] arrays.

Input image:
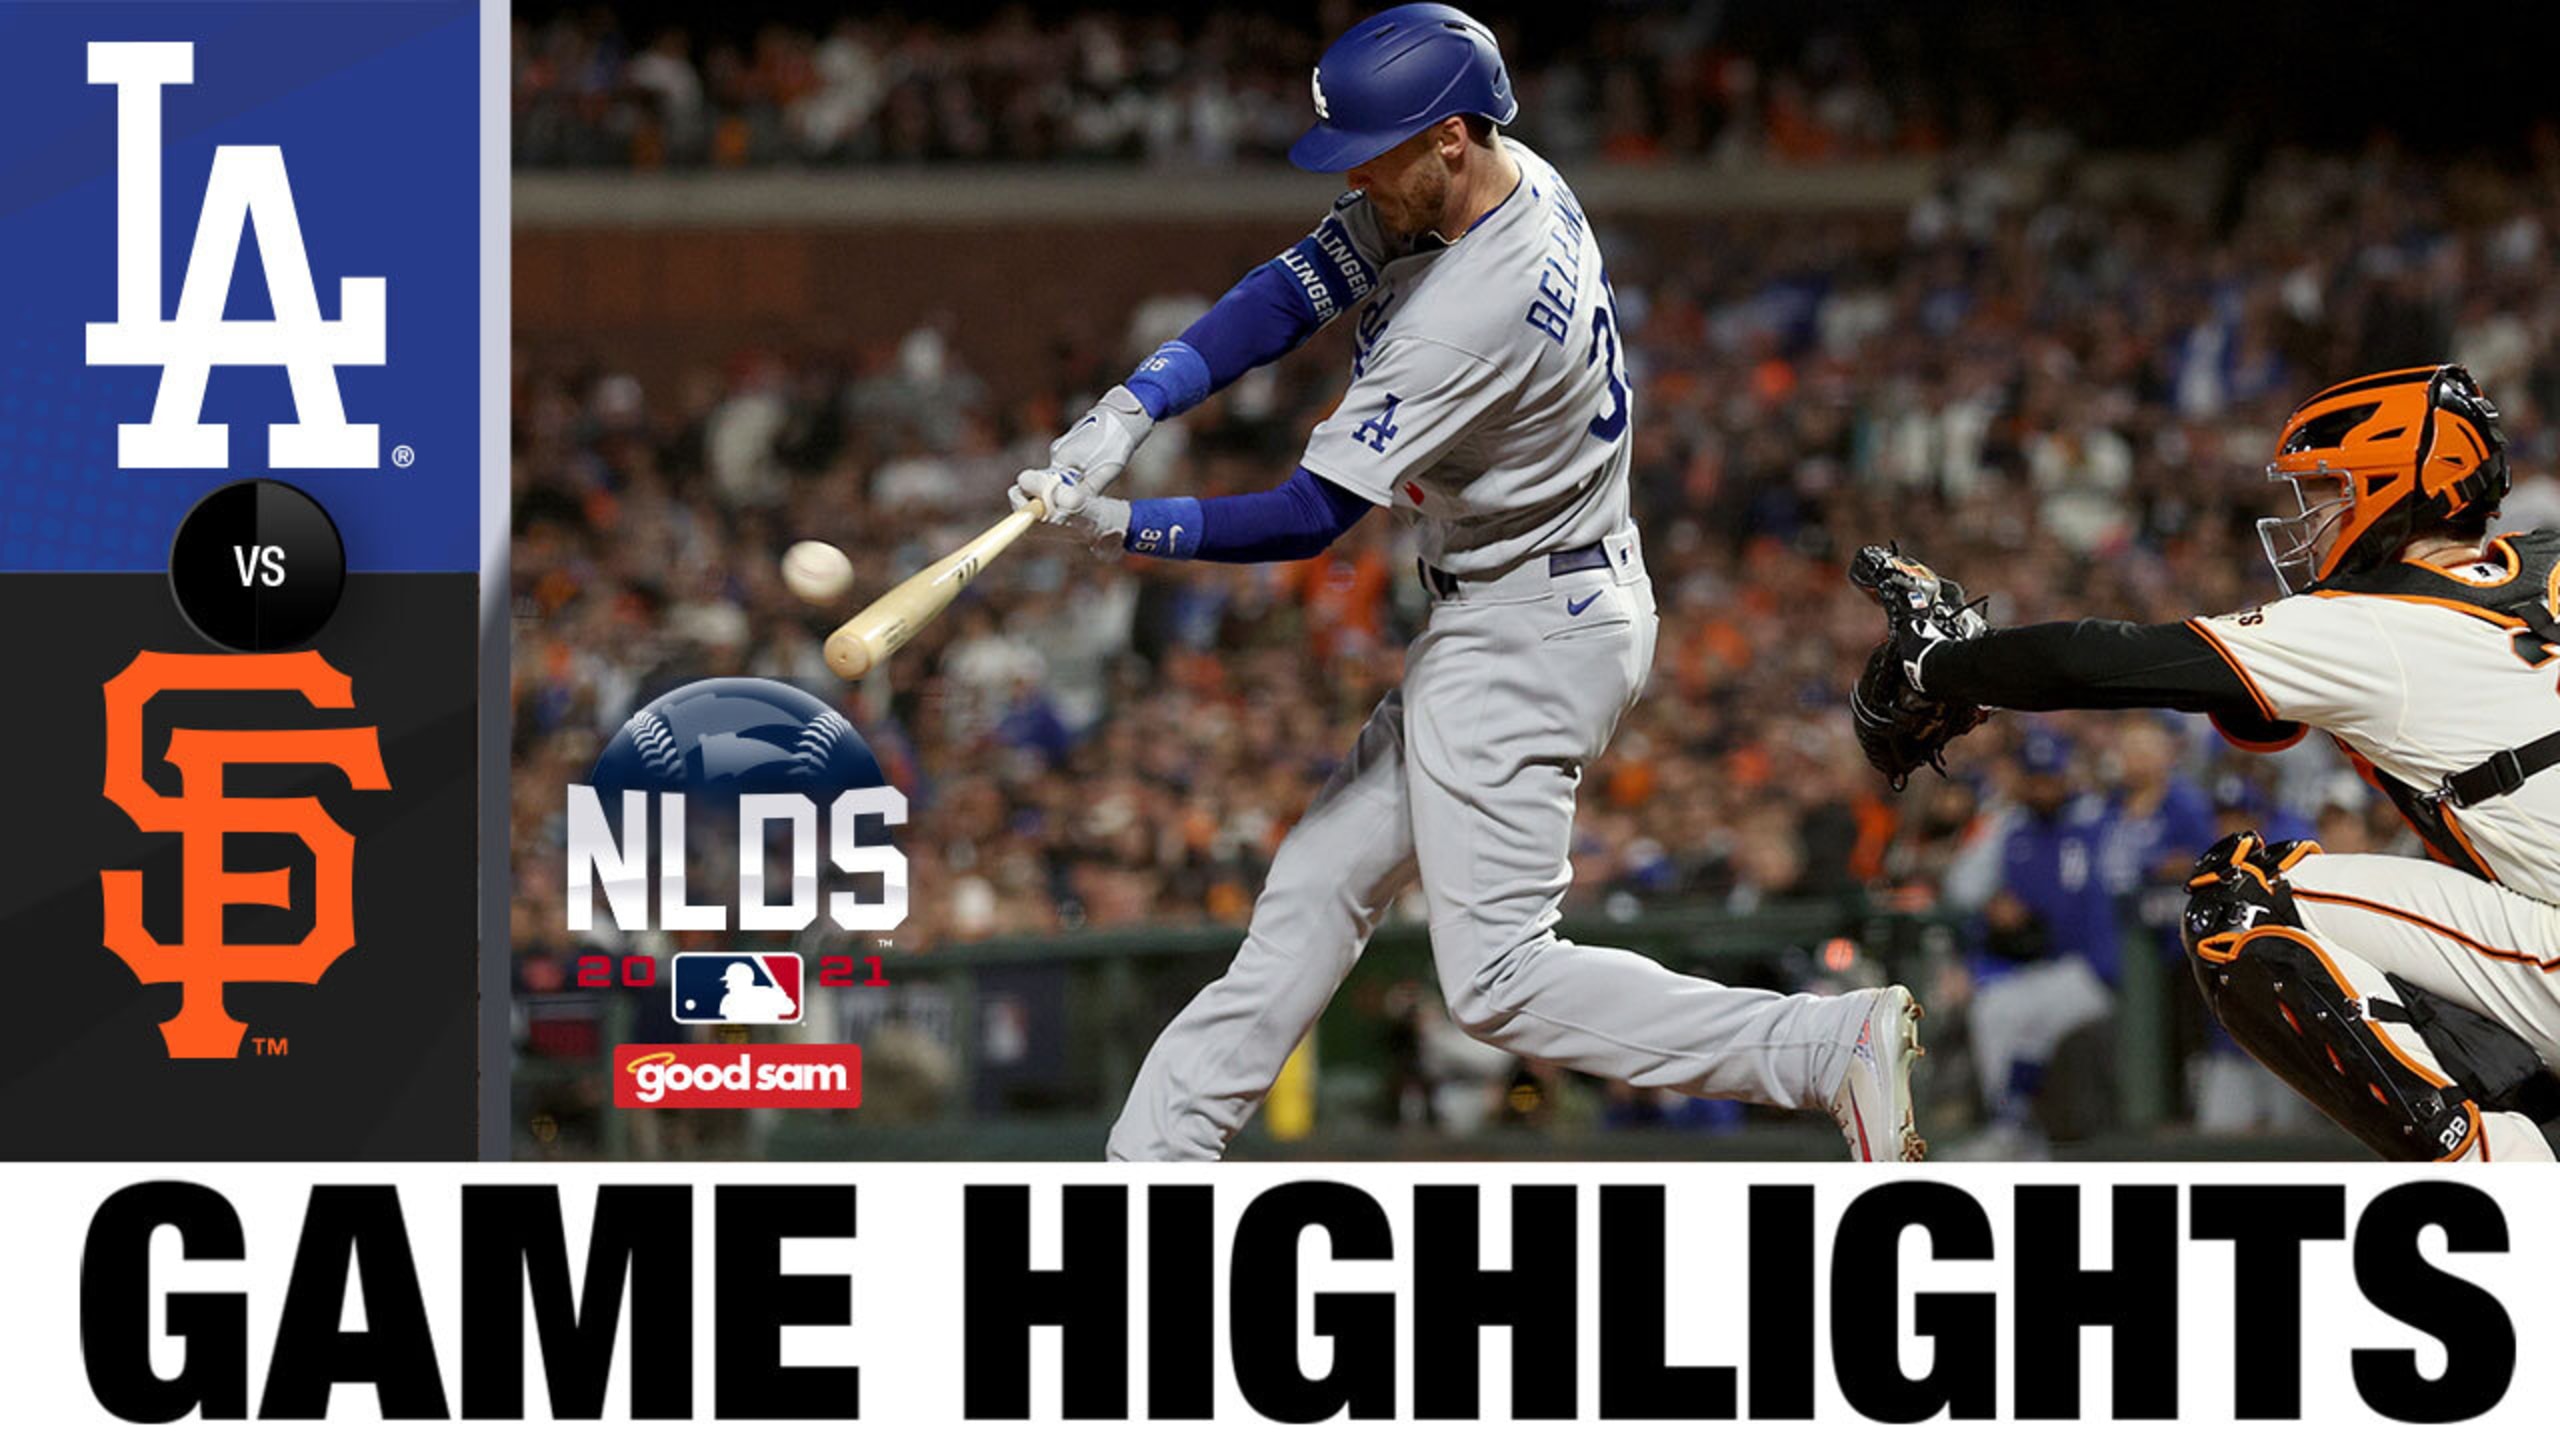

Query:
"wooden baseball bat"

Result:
[[823, 498, 1045, 680]]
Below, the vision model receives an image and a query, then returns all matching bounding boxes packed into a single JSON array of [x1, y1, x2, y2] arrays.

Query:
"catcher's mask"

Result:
[[2258, 363, 2508, 594]]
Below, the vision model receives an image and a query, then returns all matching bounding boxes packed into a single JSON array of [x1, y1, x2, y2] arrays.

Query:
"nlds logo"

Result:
[[86, 41, 386, 470], [568, 679, 907, 933]]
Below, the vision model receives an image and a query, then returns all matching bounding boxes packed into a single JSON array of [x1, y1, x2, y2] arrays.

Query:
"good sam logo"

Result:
[[568, 678, 907, 933], [101, 652, 388, 1058], [615, 1044, 863, 1109]]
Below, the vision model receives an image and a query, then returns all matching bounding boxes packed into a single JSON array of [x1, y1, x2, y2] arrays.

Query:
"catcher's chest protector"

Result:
[[2313, 532, 2560, 882], [2318, 530, 2560, 655]]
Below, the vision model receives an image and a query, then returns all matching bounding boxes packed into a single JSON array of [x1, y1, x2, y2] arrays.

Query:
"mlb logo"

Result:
[[670, 952, 804, 1026]]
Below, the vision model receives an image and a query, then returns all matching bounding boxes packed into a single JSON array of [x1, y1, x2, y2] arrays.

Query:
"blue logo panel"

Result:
[[0, 2, 479, 573]]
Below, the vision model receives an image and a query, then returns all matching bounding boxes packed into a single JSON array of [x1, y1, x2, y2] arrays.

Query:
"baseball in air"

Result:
[[781, 541, 854, 603]]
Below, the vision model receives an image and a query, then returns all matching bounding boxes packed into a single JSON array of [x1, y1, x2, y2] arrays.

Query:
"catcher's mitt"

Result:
[[1851, 640, 1984, 789], [1847, 544, 1991, 789]]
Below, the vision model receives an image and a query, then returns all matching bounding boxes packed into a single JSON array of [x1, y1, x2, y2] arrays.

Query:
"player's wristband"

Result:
[[1125, 497, 1203, 559], [1125, 341, 1212, 421]]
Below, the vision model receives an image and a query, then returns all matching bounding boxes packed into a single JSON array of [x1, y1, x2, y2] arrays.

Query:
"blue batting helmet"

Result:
[[1287, 4, 1518, 174]]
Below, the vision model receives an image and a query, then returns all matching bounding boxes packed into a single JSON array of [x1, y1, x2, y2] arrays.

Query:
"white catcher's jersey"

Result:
[[1293, 140, 1632, 576], [2192, 532, 2560, 903]]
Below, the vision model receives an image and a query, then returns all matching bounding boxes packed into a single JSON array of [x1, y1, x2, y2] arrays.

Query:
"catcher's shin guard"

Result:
[[2181, 833, 2483, 1161]]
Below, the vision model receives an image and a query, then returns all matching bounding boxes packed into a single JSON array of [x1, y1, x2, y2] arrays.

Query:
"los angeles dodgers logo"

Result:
[[1353, 394, 1402, 453], [101, 652, 390, 1058], [85, 41, 386, 470]]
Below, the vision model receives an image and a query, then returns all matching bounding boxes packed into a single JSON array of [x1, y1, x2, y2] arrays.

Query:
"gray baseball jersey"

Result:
[[1297, 141, 1633, 577]]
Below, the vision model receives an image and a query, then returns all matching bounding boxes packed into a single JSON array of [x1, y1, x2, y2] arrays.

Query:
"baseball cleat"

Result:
[[1829, 985, 1926, 1162]]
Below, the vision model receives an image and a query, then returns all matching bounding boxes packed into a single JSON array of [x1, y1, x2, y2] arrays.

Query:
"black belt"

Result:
[[1418, 540, 1610, 601], [2434, 729, 2560, 808]]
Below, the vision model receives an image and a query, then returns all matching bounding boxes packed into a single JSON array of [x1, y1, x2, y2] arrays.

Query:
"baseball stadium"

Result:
[[508, 1, 2560, 1163]]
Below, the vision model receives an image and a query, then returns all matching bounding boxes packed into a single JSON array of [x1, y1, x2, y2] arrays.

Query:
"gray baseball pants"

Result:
[[1108, 527, 1874, 1160]]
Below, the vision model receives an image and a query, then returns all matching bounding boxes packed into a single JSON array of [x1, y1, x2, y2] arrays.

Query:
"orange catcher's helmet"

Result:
[[2259, 364, 2509, 593]]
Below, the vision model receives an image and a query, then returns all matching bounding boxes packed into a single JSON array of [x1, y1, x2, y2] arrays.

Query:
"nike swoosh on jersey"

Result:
[[1566, 592, 1600, 616]]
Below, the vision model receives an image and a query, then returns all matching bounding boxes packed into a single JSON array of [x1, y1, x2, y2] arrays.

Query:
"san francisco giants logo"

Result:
[[101, 652, 389, 1059]]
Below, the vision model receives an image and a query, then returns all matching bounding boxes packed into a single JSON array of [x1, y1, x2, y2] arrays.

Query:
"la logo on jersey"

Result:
[[1354, 393, 1402, 452], [85, 41, 385, 471]]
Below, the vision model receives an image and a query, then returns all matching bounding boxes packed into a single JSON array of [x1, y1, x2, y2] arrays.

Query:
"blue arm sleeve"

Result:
[[1123, 261, 1324, 420], [1125, 467, 1372, 564]]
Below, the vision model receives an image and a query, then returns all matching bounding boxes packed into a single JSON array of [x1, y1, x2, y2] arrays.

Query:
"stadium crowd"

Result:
[[514, 5, 1963, 170], [514, 123, 2560, 1145]]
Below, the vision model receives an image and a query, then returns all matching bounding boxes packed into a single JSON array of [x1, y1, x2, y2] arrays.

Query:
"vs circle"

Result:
[[167, 479, 347, 651]]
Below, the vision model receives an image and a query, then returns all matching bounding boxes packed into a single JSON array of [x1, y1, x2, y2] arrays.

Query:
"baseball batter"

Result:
[[1860, 364, 2560, 1161], [1008, 5, 1922, 1163]]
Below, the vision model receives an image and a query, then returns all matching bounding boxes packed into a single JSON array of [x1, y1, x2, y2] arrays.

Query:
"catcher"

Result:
[[1853, 364, 2560, 1161]]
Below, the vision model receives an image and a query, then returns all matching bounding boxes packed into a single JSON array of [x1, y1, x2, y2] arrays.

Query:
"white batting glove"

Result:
[[1046, 385, 1154, 497], [1008, 467, 1130, 554]]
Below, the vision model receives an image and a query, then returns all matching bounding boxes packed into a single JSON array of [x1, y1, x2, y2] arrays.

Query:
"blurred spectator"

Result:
[[2099, 715, 2217, 897], [1381, 979, 1516, 1135], [1942, 730, 2119, 1157]]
